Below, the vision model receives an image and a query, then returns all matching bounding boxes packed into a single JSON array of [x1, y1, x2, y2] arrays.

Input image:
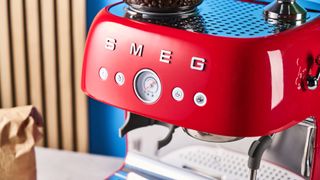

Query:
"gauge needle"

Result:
[[144, 81, 156, 91]]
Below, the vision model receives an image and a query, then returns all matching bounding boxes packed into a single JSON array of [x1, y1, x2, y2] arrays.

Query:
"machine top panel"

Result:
[[109, 0, 320, 38]]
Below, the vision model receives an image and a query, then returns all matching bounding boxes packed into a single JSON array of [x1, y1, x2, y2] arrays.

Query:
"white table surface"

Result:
[[36, 147, 123, 180]]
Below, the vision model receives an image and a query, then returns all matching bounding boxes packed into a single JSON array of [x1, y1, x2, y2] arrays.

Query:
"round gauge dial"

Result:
[[134, 69, 162, 104]]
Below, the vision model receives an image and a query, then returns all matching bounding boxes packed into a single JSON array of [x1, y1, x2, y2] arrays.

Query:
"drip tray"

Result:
[[160, 146, 304, 180]]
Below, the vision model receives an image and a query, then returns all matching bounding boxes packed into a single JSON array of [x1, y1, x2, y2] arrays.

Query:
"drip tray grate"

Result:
[[109, 0, 320, 38], [199, 0, 281, 37], [160, 146, 304, 180]]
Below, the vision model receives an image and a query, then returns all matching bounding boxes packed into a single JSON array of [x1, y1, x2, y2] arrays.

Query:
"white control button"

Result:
[[172, 87, 184, 101], [194, 92, 207, 107], [99, 67, 108, 80], [115, 72, 125, 86]]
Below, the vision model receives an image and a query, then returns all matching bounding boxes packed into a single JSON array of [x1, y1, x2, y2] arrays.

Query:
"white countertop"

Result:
[[36, 147, 123, 180]]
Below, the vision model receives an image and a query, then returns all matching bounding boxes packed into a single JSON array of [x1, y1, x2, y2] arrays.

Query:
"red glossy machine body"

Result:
[[82, 2, 320, 179], [82, 3, 320, 136]]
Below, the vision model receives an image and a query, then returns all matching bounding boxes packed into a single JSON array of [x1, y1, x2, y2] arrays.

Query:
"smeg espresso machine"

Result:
[[82, 0, 320, 179]]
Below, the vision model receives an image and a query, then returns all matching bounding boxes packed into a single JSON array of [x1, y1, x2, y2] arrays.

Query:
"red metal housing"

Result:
[[82, 3, 320, 178], [82, 4, 320, 136]]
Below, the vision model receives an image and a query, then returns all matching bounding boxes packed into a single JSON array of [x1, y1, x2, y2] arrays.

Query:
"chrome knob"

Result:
[[307, 56, 320, 90], [307, 76, 319, 90], [264, 0, 307, 24]]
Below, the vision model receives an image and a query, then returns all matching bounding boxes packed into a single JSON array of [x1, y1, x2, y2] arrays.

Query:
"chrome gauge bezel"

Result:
[[133, 69, 162, 104]]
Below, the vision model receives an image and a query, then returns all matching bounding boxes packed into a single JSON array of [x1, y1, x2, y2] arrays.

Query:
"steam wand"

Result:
[[247, 135, 274, 180]]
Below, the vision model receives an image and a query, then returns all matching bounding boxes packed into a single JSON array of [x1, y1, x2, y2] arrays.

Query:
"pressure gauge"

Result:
[[134, 69, 162, 104]]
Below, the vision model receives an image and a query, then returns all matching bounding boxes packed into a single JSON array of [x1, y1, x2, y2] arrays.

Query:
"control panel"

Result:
[[97, 62, 207, 107]]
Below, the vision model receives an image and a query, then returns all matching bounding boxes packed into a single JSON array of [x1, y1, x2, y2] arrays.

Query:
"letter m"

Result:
[[130, 43, 144, 57]]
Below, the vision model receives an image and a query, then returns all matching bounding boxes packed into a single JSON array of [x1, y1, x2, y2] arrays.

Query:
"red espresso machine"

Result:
[[82, 0, 320, 179]]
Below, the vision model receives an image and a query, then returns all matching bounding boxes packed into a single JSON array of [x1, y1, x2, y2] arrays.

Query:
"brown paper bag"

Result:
[[0, 106, 43, 180]]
